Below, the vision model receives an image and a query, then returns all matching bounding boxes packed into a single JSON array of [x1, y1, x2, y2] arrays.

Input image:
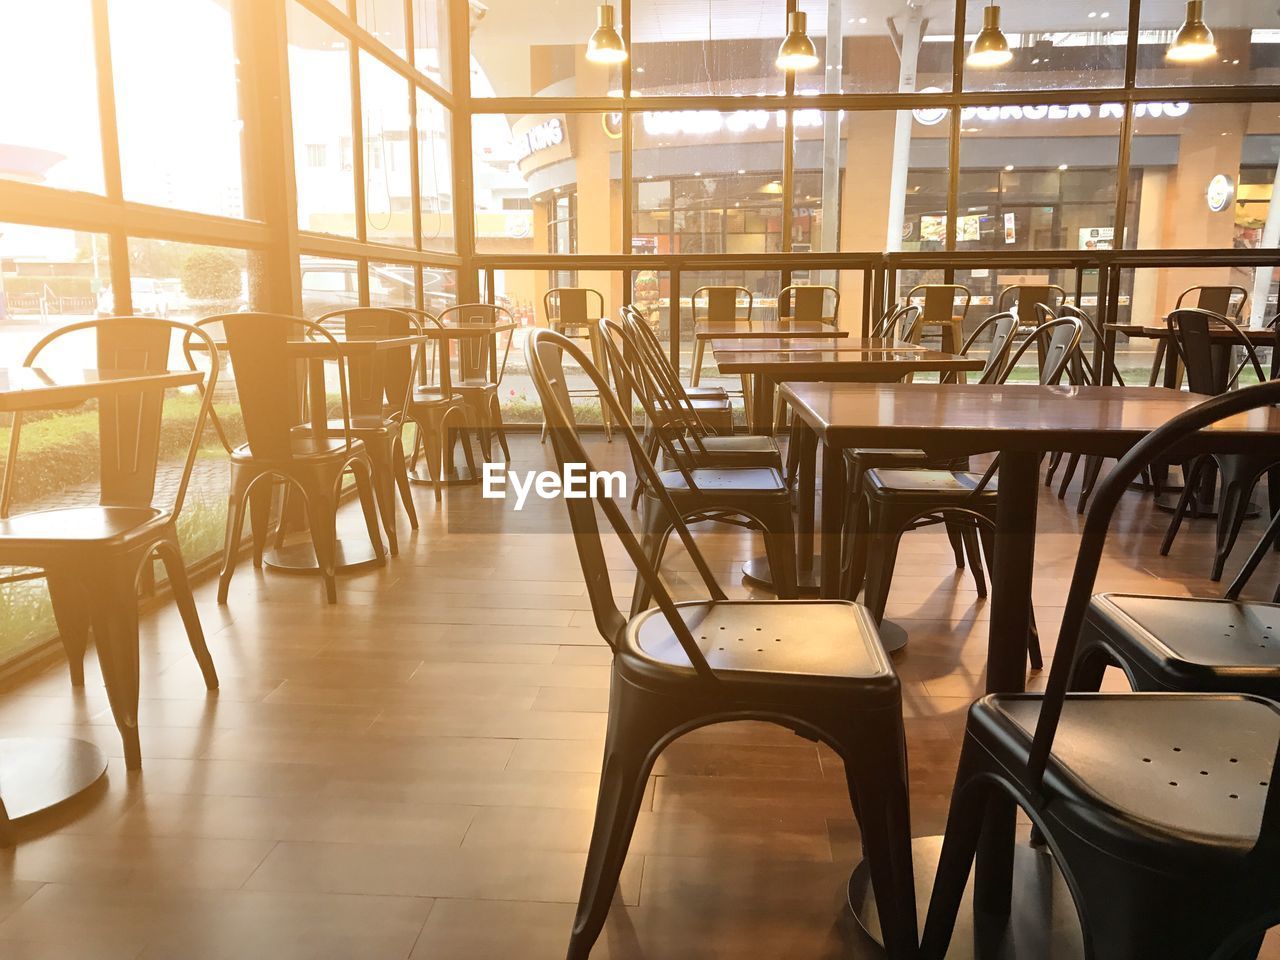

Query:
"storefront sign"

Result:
[[911, 87, 1189, 127], [1079, 227, 1114, 250], [1206, 174, 1235, 213], [509, 115, 572, 176]]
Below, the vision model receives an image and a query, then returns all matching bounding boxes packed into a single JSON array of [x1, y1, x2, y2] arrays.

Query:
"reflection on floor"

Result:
[[0, 432, 1275, 958]]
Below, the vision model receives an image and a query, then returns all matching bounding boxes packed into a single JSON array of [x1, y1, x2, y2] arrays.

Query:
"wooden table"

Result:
[[709, 336, 912, 353], [781, 380, 1280, 958], [0, 367, 207, 834], [716, 348, 984, 595]]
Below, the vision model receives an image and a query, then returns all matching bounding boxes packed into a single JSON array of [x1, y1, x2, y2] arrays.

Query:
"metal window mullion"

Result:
[[448, 0, 477, 302], [91, 0, 132, 315]]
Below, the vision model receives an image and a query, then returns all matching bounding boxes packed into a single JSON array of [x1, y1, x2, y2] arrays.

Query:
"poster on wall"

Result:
[[1004, 212, 1016, 244], [956, 215, 981, 243], [1079, 227, 1114, 250], [920, 215, 947, 242]]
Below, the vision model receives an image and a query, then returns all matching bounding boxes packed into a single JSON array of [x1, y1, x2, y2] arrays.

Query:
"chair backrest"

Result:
[[618, 304, 709, 441], [873, 303, 919, 341], [1168, 308, 1266, 397], [956, 312, 1019, 385], [907, 284, 971, 325], [195, 313, 355, 461], [1176, 285, 1248, 321], [779, 284, 838, 325], [526, 327, 726, 682], [692, 286, 752, 324], [438, 302, 515, 384], [3, 316, 218, 518], [999, 317, 1084, 386], [997, 284, 1066, 325], [317, 307, 418, 426], [544, 287, 605, 333], [1029, 378, 1280, 849]]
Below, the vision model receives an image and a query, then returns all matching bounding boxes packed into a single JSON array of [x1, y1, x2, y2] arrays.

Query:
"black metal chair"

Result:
[[200, 313, 384, 606], [1158, 308, 1275, 581], [543, 287, 613, 442], [399, 307, 476, 503], [845, 317, 1082, 641], [839, 311, 1020, 599], [620, 303, 733, 431], [596, 320, 800, 610], [0, 317, 220, 770], [437, 302, 514, 462], [872, 303, 922, 341], [922, 379, 1280, 960], [525, 327, 920, 960], [1148, 285, 1249, 388]]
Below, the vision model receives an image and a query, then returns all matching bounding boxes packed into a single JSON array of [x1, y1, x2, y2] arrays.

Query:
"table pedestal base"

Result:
[[0, 737, 108, 834], [263, 539, 384, 574], [847, 836, 1083, 960], [741, 555, 821, 596], [877, 618, 909, 653]]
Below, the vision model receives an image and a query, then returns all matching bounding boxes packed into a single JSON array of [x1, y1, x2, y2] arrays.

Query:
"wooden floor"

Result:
[[0, 433, 1277, 959]]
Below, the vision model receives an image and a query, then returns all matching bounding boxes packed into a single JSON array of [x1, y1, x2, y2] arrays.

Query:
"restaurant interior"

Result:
[[4, 0, 1280, 956]]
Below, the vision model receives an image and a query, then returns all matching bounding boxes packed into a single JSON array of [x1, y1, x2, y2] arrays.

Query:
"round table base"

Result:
[[0, 737, 108, 826], [408, 464, 485, 487], [741, 555, 821, 596], [1153, 492, 1259, 521], [263, 539, 385, 575], [877, 618, 909, 653], [847, 836, 1083, 960]]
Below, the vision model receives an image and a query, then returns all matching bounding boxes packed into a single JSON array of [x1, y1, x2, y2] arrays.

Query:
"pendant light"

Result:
[[1166, 0, 1216, 63], [967, 3, 1013, 68], [587, 4, 627, 64], [776, 11, 819, 72]]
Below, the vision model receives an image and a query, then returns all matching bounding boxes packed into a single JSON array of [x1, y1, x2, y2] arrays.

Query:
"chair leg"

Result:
[[944, 520, 967, 569], [87, 567, 143, 770], [489, 394, 512, 462], [1043, 451, 1062, 488], [392, 434, 419, 530], [864, 500, 905, 624], [689, 339, 705, 387], [155, 535, 218, 690], [630, 496, 668, 618], [303, 490, 340, 605], [757, 501, 798, 600], [1148, 338, 1167, 387], [351, 461, 387, 562], [920, 741, 997, 960], [1226, 506, 1280, 600], [45, 571, 89, 686], [841, 490, 872, 603], [839, 706, 919, 960], [1210, 456, 1262, 582], [1067, 639, 1114, 692], [370, 441, 400, 556], [1076, 454, 1105, 515], [1159, 458, 1206, 557], [248, 478, 273, 568], [1056, 453, 1081, 500], [217, 478, 252, 604], [960, 521, 986, 598], [566, 670, 687, 960]]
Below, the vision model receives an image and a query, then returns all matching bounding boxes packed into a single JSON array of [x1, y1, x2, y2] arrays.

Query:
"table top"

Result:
[[198, 334, 430, 357], [694, 322, 847, 341], [715, 349, 985, 379], [429, 321, 518, 339], [1108, 322, 1276, 344], [0, 367, 204, 413], [711, 336, 913, 353], [780, 381, 1280, 458]]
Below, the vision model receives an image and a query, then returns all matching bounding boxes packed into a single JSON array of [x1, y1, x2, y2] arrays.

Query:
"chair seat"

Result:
[[685, 386, 728, 399], [697, 435, 780, 457], [411, 388, 463, 406], [622, 599, 896, 700], [1086, 594, 1280, 693], [976, 693, 1280, 859], [865, 468, 996, 499], [688, 397, 732, 413], [456, 379, 498, 391], [0, 505, 165, 547], [231, 435, 365, 463], [658, 466, 786, 495]]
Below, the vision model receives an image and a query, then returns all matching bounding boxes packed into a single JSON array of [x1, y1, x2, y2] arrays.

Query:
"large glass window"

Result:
[[470, 0, 598, 97], [473, 113, 623, 254], [0, 1, 105, 195], [962, 0, 1128, 92], [360, 52, 415, 245], [110, 0, 246, 218], [633, 110, 785, 255], [1138, 5, 1280, 88], [301, 254, 361, 316], [289, 2, 358, 237], [632, 0, 785, 97], [356, 0, 409, 57], [413, 0, 450, 86], [418, 94, 456, 253]]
